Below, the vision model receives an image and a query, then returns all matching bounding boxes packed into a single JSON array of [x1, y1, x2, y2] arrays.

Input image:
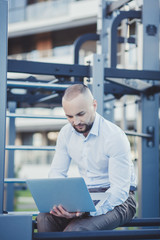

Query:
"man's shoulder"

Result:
[[99, 116, 129, 147], [59, 123, 73, 137], [60, 123, 72, 132], [99, 114, 124, 135]]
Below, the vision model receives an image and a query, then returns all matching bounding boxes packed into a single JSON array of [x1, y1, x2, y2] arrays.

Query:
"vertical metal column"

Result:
[[0, 0, 8, 214], [92, 54, 104, 116], [137, 0, 160, 217], [97, 0, 114, 121], [6, 102, 16, 211]]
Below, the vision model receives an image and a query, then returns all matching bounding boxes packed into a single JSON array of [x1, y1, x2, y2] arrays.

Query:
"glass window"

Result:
[[9, 0, 27, 8], [9, 8, 26, 23]]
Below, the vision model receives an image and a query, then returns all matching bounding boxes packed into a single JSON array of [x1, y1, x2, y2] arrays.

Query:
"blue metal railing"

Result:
[[0, 0, 8, 214]]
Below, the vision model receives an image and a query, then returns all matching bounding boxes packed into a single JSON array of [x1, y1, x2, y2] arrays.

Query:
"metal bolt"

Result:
[[147, 126, 154, 134], [147, 141, 154, 148]]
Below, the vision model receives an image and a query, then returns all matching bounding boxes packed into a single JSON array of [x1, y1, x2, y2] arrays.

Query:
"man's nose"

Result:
[[73, 116, 80, 125]]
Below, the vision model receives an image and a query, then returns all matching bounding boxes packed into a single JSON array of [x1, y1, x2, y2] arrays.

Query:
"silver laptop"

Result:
[[26, 177, 96, 213]]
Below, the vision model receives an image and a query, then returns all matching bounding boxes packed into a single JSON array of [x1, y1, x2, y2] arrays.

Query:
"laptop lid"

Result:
[[26, 177, 96, 213]]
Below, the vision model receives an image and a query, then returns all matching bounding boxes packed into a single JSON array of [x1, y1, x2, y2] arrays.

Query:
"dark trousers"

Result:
[[37, 192, 136, 232]]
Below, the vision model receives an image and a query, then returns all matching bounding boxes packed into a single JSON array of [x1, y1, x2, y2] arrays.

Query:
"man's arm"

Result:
[[48, 127, 84, 219], [48, 127, 71, 178], [91, 131, 136, 216]]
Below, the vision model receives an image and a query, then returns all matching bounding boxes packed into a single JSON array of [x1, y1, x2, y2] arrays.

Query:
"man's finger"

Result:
[[51, 206, 63, 217], [58, 205, 76, 218], [76, 212, 83, 217], [50, 209, 59, 217]]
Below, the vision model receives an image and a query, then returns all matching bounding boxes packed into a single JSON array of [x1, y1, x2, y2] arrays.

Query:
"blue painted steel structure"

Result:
[[0, 0, 8, 215], [0, 0, 160, 239], [137, 0, 160, 218], [74, 33, 100, 64], [33, 229, 160, 239], [110, 10, 142, 68], [6, 102, 16, 211], [0, 215, 32, 240]]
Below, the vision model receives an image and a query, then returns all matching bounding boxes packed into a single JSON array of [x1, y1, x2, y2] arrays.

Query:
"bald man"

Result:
[[37, 84, 136, 232]]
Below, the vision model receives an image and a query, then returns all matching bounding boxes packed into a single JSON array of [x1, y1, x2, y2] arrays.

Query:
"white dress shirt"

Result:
[[48, 113, 136, 216]]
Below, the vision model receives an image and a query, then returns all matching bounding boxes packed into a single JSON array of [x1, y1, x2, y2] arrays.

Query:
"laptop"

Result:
[[26, 177, 96, 213]]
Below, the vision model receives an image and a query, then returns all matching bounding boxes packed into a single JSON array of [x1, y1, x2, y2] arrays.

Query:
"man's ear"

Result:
[[93, 99, 97, 111]]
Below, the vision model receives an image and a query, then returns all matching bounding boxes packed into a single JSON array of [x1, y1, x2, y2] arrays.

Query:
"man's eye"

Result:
[[78, 113, 85, 116]]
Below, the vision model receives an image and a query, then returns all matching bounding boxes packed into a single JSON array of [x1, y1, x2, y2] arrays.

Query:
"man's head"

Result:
[[62, 84, 97, 136]]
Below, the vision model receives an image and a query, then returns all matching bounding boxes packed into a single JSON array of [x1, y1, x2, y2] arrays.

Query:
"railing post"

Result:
[[6, 102, 17, 211], [137, 0, 160, 217], [0, 0, 8, 214]]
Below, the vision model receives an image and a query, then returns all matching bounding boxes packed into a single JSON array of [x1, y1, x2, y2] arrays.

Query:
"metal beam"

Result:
[[33, 229, 160, 240], [8, 59, 90, 78], [8, 60, 160, 81], [7, 92, 62, 107], [0, 0, 8, 214], [104, 68, 160, 80], [88, 54, 104, 116], [104, 82, 140, 96], [106, 0, 133, 15]]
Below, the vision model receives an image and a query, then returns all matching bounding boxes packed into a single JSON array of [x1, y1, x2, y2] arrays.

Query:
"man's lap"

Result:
[[37, 193, 136, 232]]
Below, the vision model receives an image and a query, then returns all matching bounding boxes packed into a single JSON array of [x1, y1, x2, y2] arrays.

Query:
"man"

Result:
[[37, 84, 136, 232]]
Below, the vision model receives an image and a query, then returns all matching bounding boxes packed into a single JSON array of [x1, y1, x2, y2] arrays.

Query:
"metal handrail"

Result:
[[33, 228, 160, 240], [6, 113, 67, 120], [5, 145, 56, 151], [125, 130, 152, 138]]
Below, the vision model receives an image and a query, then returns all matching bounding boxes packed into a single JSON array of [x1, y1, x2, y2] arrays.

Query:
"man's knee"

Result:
[[64, 224, 88, 231], [64, 217, 93, 232], [37, 213, 52, 232], [37, 213, 72, 232], [37, 212, 48, 224]]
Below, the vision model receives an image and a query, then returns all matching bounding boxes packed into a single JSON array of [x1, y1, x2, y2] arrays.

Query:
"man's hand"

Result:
[[50, 205, 83, 219]]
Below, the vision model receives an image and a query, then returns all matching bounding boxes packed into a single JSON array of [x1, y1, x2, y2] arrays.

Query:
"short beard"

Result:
[[73, 123, 93, 134]]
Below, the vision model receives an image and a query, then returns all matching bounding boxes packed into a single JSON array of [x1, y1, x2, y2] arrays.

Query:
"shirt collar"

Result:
[[89, 112, 100, 136]]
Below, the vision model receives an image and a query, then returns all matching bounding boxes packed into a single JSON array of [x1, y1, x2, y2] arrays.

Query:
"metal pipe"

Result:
[[74, 33, 99, 64], [38, 93, 59, 103], [111, 11, 141, 67], [6, 113, 67, 120], [4, 178, 26, 184], [7, 81, 70, 90], [5, 145, 56, 151], [125, 130, 152, 138]]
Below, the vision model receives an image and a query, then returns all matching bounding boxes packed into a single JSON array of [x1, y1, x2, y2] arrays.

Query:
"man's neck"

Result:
[[83, 131, 89, 138]]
